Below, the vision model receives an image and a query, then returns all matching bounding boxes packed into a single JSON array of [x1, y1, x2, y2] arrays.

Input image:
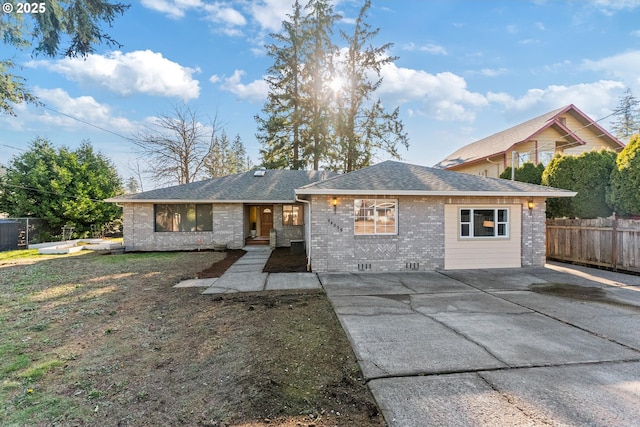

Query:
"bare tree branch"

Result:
[[131, 103, 221, 185]]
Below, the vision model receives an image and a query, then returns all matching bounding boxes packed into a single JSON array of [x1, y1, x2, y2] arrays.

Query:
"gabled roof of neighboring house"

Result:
[[106, 169, 337, 203], [296, 160, 575, 197], [435, 104, 624, 169]]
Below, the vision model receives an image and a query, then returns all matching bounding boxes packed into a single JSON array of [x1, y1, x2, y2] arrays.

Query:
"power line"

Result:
[[1, 182, 112, 203], [1, 143, 25, 152], [40, 105, 138, 143]]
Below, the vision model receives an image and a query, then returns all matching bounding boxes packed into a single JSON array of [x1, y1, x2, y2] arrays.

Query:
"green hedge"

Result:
[[607, 134, 640, 217], [542, 149, 617, 219]]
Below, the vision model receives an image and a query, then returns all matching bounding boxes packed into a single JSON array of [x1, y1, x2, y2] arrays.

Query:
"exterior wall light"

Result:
[[527, 200, 535, 211], [332, 197, 338, 213]]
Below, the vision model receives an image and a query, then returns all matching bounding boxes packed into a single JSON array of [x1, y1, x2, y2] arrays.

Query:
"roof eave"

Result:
[[294, 189, 576, 198], [105, 198, 297, 204]]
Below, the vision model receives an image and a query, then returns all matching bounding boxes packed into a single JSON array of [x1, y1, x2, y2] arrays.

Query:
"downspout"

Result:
[[295, 194, 312, 271]]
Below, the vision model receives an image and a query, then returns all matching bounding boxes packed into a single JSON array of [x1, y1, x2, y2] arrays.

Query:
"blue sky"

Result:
[[2, 0, 639, 187]]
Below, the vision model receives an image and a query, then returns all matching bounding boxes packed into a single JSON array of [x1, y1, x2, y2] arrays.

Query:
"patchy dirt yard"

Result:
[[263, 248, 308, 273], [0, 250, 383, 426]]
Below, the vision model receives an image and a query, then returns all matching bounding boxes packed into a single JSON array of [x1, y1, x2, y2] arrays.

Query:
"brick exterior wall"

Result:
[[121, 196, 547, 269], [121, 203, 245, 251], [308, 195, 547, 272], [272, 204, 305, 247], [310, 195, 446, 272], [521, 198, 547, 267]]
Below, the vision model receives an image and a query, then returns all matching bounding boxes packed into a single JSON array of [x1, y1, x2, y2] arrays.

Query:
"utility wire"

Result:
[[1, 182, 112, 203], [40, 105, 138, 143]]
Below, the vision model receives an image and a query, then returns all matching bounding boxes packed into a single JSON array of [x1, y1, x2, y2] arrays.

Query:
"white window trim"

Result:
[[354, 199, 398, 236], [459, 207, 509, 239]]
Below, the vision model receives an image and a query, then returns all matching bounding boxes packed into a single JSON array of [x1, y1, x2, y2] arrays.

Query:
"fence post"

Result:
[[611, 215, 618, 271]]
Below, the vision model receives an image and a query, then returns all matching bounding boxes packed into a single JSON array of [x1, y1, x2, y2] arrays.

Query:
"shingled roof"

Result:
[[296, 160, 575, 197], [435, 104, 623, 169], [107, 169, 336, 203]]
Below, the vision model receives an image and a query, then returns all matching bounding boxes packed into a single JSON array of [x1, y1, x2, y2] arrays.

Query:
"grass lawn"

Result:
[[0, 250, 382, 426]]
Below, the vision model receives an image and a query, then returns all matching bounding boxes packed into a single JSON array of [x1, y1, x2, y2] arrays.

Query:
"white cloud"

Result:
[[29, 50, 201, 101], [204, 3, 246, 25], [487, 80, 624, 119], [211, 70, 268, 103], [0, 87, 138, 134], [377, 63, 488, 121], [249, 0, 292, 32], [140, 0, 203, 18], [588, 0, 640, 12], [582, 50, 640, 91], [470, 68, 509, 77], [402, 42, 448, 55]]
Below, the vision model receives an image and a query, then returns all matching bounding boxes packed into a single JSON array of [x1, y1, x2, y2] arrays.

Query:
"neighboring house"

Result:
[[436, 104, 625, 178], [107, 161, 574, 272]]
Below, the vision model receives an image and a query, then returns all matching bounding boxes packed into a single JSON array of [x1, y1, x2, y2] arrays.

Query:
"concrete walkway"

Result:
[[201, 246, 321, 293], [319, 265, 640, 426]]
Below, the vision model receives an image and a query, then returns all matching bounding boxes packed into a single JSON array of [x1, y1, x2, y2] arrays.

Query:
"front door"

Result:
[[260, 206, 273, 237]]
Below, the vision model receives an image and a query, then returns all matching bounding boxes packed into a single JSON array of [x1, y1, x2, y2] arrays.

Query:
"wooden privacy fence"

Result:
[[546, 218, 640, 273]]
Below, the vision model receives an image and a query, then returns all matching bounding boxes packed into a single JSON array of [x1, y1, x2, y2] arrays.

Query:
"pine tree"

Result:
[[205, 133, 249, 177], [229, 134, 248, 174], [205, 131, 231, 177], [2, 1, 129, 115], [257, 0, 408, 171], [256, 0, 307, 169], [299, 0, 340, 170], [611, 88, 640, 141], [331, 0, 408, 172]]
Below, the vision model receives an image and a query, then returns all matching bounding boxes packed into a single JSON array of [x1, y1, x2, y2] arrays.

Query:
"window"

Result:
[[354, 199, 397, 235], [155, 204, 213, 232], [283, 205, 303, 226], [460, 208, 508, 238]]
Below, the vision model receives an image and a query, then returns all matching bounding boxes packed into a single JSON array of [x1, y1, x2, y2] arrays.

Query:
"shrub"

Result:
[[500, 162, 545, 184], [607, 134, 640, 217], [542, 149, 617, 218]]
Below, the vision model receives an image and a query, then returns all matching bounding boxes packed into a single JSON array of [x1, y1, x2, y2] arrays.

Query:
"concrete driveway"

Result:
[[319, 264, 640, 426]]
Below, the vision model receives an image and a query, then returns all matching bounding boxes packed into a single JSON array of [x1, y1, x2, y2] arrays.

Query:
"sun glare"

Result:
[[330, 76, 344, 92]]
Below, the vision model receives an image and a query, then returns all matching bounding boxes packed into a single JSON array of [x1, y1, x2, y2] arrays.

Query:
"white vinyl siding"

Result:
[[445, 204, 521, 269]]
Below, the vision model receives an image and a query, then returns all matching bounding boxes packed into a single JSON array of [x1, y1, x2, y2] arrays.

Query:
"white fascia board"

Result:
[[105, 198, 297, 204], [294, 189, 577, 198]]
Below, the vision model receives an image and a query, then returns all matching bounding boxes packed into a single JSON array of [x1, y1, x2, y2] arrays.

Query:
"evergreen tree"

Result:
[[1, 1, 129, 115], [607, 134, 640, 217], [542, 150, 617, 219], [331, 0, 408, 172], [299, 0, 340, 170], [0, 138, 123, 237], [204, 131, 231, 178], [125, 176, 139, 194], [500, 162, 545, 184], [611, 88, 640, 141], [257, 0, 408, 171], [256, 0, 306, 169], [229, 134, 248, 174], [205, 133, 250, 177]]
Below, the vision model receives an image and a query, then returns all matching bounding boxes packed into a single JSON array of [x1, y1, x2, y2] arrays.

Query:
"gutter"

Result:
[[295, 189, 577, 197], [295, 194, 312, 272]]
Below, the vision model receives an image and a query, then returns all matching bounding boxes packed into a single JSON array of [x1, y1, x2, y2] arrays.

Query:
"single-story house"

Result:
[[435, 104, 624, 178], [107, 161, 575, 272]]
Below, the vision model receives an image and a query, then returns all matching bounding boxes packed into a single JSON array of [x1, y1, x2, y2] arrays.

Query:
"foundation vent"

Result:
[[405, 262, 420, 270], [357, 263, 372, 271]]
